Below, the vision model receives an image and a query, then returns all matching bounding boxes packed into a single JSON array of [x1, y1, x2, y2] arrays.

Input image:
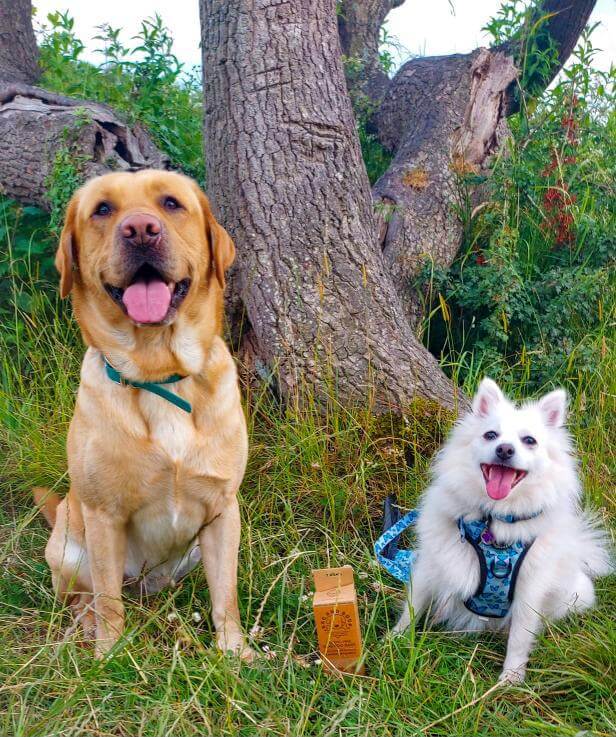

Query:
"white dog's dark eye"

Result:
[[93, 201, 112, 217], [163, 196, 182, 211], [522, 435, 537, 446], [483, 431, 498, 441]]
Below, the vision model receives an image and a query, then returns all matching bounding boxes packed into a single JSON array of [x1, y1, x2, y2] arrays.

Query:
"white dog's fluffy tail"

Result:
[[579, 512, 613, 578]]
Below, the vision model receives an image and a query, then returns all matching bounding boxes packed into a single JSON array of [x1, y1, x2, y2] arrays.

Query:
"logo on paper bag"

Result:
[[319, 608, 353, 634]]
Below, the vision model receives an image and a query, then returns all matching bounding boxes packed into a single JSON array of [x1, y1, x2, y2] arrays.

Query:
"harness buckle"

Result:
[[490, 558, 513, 579]]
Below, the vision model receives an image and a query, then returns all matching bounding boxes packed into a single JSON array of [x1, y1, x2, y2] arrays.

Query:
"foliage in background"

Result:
[[0, 199, 55, 329], [38, 11, 204, 182], [419, 25, 615, 398], [342, 25, 397, 184]]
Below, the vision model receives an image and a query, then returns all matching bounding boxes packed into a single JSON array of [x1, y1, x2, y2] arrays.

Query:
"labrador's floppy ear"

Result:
[[210, 220, 235, 289], [55, 193, 80, 299], [195, 186, 236, 289]]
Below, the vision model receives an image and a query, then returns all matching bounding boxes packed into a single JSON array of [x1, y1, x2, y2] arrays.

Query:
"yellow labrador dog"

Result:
[[34, 170, 253, 659]]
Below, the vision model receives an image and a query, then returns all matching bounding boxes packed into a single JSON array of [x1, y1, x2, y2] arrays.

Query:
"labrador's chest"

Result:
[[129, 380, 245, 521], [72, 348, 247, 549], [136, 388, 231, 518], [121, 387, 245, 592]]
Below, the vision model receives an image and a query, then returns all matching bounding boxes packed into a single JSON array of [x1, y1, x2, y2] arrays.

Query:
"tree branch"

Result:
[[369, 0, 596, 327], [372, 49, 517, 325], [338, 0, 404, 106], [501, 0, 596, 112]]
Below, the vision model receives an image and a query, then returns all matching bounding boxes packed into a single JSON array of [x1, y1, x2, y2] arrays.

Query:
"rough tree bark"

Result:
[[0, 0, 168, 210], [0, 0, 39, 84], [360, 0, 597, 326], [200, 0, 460, 411], [200, 0, 592, 408]]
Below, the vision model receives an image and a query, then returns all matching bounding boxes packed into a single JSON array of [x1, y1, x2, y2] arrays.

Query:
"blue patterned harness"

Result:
[[374, 497, 539, 619]]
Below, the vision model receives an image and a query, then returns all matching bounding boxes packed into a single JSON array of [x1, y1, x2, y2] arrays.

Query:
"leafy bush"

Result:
[[419, 25, 615, 394], [38, 11, 204, 182], [0, 199, 56, 329]]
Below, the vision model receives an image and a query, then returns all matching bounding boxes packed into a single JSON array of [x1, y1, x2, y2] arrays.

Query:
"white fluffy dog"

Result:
[[394, 378, 611, 683]]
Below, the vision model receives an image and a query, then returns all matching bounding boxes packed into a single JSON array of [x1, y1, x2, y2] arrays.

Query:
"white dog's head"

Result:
[[436, 378, 578, 514]]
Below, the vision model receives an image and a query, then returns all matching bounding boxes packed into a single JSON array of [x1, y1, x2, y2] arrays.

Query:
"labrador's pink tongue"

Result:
[[122, 278, 171, 323], [486, 465, 517, 500]]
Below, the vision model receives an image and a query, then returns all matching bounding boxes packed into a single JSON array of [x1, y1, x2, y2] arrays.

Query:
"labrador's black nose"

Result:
[[495, 443, 515, 461], [120, 213, 162, 248]]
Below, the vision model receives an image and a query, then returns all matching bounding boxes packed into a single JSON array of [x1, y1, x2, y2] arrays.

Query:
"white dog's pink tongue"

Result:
[[122, 278, 171, 323], [486, 465, 517, 500]]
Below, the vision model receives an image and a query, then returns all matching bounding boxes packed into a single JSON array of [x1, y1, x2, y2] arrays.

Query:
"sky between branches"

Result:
[[34, 0, 615, 76]]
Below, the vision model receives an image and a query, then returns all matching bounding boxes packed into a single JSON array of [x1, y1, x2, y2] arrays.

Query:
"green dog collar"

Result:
[[104, 357, 192, 414]]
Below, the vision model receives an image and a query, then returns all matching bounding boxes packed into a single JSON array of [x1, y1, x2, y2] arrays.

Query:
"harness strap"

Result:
[[489, 509, 543, 523], [376, 498, 538, 618], [374, 501, 417, 583], [104, 358, 192, 414], [460, 517, 534, 618]]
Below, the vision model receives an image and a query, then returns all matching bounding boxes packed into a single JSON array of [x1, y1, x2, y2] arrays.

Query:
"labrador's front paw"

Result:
[[217, 630, 257, 663], [66, 593, 97, 643]]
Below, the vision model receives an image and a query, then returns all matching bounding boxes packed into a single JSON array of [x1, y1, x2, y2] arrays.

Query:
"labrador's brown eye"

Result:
[[93, 201, 112, 217], [163, 196, 182, 211]]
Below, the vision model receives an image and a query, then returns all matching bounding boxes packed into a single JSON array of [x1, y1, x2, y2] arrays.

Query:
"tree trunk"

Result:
[[0, 0, 39, 84], [0, 0, 169, 210], [200, 0, 461, 411]]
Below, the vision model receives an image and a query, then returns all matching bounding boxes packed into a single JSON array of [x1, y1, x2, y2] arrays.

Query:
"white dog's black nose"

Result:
[[496, 443, 515, 461]]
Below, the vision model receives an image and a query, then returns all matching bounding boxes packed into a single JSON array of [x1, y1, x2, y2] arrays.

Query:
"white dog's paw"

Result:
[[498, 667, 526, 685], [383, 627, 404, 644], [389, 607, 412, 637], [390, 621, 410, 638]]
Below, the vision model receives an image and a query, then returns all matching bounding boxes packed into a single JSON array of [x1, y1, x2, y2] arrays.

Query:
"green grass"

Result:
[[0, 266, 614, 736]]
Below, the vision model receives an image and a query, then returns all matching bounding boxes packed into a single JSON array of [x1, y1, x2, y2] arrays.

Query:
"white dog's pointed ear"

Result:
[[472, 378, 504, 417], [538, 389, 567, 427]]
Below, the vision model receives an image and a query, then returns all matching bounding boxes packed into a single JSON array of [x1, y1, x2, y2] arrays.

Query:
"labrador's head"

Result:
[[56, 170, 234, 330]]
